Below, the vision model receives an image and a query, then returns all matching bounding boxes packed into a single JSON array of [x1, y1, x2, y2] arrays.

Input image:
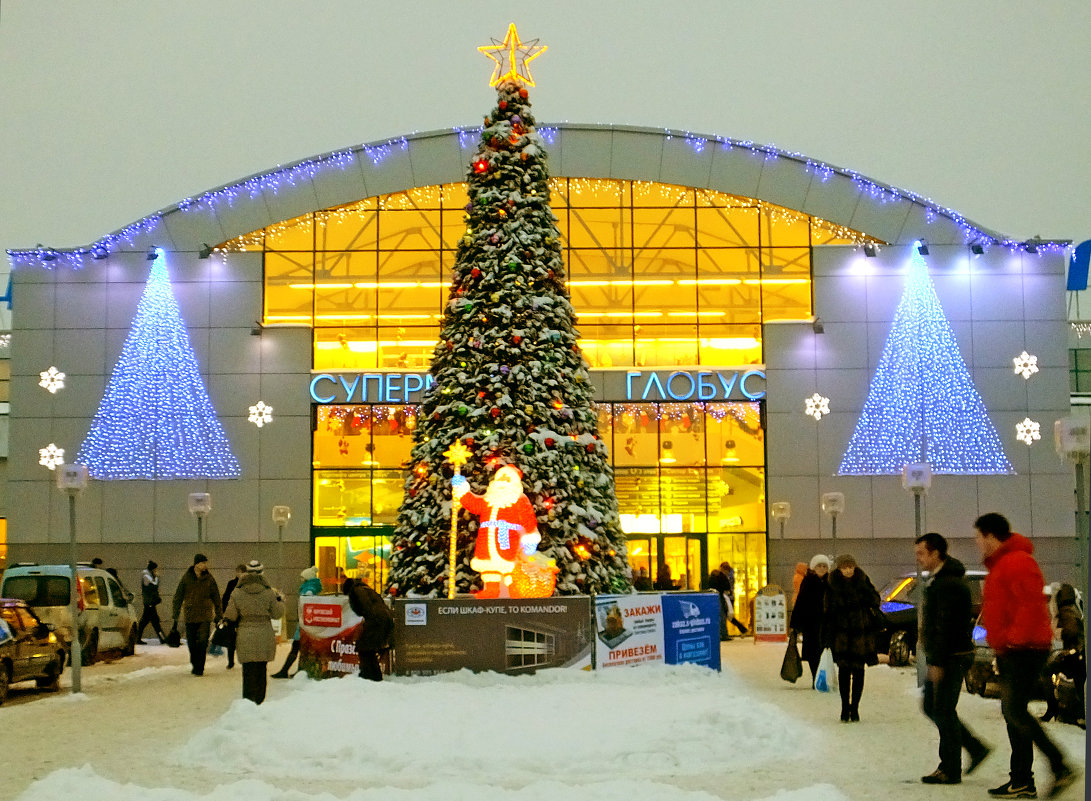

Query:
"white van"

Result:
[[0, 563, 140, 664]]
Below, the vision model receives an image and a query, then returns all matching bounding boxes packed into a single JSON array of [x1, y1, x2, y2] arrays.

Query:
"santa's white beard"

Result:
[[484, 480, 522, 509]]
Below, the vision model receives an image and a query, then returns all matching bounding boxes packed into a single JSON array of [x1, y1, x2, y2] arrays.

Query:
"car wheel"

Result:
[[122, 625, 137, 656], [35, 658, 61, 690], [81, 629, 99, 666], [0, 662, 10, 705], [888, 630, 911, 667]]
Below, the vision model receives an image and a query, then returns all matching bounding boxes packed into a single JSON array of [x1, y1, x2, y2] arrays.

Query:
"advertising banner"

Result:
[[753, 585, 788, 642], [594, 594, 665, 668], [392, 597, 593, 675], [298, 596, 363, 678], [660, 592, 721, 670]]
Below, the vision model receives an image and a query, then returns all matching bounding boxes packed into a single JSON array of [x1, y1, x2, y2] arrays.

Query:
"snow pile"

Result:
[[17, 766, 852, 801], [176, 662, 814, 782]]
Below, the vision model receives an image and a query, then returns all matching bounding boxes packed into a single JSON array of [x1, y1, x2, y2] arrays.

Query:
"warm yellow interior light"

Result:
[[705, 337, 761, 349]]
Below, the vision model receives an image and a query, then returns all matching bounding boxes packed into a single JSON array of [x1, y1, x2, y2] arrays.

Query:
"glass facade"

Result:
[[222, 178, 875, 610]]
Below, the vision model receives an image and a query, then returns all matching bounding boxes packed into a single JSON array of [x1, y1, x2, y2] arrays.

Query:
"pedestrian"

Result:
[[346, 576, 393, 681], [974, 513, 1078, 798], [171, 553, 222, 676], [654, 563, 674, 591], [633, 566, 652, 591], [822, 554, 881, 722], [220, 564, 246, 669], [223, 560, 284, 705], [719, 561, 748, 635], [1040, 583, 1084, 724], [914, 531, 991, 785], [135, 560, 168, 644], [708, 568, 732, 640], [789, 554, 830, 686], [272, 565, 323, 679]]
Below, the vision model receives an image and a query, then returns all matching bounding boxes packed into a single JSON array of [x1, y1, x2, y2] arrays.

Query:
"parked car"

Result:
[[0, 598, 69, 704], [0, 563, 139, 665], [876, 569, 987, 666]]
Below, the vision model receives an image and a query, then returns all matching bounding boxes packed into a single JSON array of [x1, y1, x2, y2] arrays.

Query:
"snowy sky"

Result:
[[0, 1, 1088, 259]]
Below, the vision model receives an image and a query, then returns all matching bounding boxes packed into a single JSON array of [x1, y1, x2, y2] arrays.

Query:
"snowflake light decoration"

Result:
[[1012, 351, 1038, 379], [38, 443, 65, 470], [0, 334, 10, 348], [804, 393, 830, 420], [39, 366, 66, 393], [248, 401, 274, 428], [1016, 417, 1041, 445]]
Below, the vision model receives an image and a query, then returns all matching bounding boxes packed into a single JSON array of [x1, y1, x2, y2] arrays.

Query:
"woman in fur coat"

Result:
[[823, 554, 882, 722]]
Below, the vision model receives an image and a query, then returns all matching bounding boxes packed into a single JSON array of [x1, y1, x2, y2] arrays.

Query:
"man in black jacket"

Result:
[[345, 577, 393, 681], [915, 532, 991, 785]]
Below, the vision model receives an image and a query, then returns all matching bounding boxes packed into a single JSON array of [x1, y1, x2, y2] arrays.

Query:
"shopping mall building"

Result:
[[3, 124, 1076, 614]]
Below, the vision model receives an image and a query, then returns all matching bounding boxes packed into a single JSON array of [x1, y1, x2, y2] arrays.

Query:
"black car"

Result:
[[0, 598, 69, 704], [876, 569, 987, 666]]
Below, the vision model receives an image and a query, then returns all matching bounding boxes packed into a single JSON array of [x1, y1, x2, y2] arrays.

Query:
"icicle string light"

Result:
[[75, 253, 241, 479], [9, 127, 1059, 270], [838, 246, 1014, 475]]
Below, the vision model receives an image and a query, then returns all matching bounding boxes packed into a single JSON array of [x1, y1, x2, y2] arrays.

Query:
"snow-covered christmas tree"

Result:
[[386, 25, 632, 597]]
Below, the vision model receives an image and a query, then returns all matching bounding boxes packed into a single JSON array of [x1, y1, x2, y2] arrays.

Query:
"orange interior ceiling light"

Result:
[[478, 23, 547, 87]]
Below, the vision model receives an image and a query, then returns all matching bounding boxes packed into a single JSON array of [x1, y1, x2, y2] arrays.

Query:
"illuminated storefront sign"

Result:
[[309, 368, 767, 404]]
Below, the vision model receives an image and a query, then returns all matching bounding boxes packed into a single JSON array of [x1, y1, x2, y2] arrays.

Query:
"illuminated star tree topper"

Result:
[[838, 247, 1013, 475], [478, 23, 547, 87], [76, 255, 240, 479]]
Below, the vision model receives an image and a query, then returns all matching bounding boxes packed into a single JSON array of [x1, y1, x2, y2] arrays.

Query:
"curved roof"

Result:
[[10, 123, 1030, 267]]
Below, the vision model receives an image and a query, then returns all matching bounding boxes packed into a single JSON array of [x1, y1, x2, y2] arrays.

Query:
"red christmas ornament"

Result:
[[491, 407, 501, 418], [545, 437, 555, 447], [498, 100, 507, 110], [473, 158, 489, 174], [471, 267, 481, 277], [519, 88, 528, 99], [478, 391, 486, 398], [586, 443, 595, 453], [512, 335, 522, 345], [466, 437, 475, 447]]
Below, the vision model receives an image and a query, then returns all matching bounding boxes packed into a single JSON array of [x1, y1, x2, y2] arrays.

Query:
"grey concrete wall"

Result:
[[766, 244, 1077, 588]]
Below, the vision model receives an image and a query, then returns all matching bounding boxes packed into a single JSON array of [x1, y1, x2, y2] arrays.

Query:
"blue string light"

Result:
[[75, 252, 240, 479], [837, 245, 1014, 475]]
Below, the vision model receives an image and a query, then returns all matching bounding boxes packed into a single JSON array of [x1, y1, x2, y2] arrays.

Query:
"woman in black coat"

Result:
[[823, 554, 882, 722], [789, 554, 830, 686]]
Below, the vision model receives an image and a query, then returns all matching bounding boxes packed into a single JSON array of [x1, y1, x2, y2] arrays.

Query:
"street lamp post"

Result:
[[1054, 417, 1090, 600], [771, 502, 791, 539], [188, 492, 211, 545], [272, 505, 292, 589], [56, 463, 89, 694], [902, 461, 932, 687], [820, 493, 845, 539]]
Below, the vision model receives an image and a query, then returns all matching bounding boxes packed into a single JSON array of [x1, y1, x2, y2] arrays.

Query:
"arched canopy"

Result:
[[10, 123, 1015, 267]]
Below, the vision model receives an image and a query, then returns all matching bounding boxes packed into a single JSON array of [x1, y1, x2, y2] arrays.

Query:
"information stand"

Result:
[[752, 584, 788, 643]]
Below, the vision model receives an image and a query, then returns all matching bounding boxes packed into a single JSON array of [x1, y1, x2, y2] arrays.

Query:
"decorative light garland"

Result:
[[838, 246, 1013, 475], [75, 253, 240, 479]]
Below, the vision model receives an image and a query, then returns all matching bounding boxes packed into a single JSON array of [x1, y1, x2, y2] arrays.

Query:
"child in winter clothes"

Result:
[[272, 566, 324, 679]]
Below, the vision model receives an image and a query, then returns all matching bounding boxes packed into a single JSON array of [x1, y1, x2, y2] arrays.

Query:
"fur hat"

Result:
[[193, 553, 208, 565], [300, 565, 319, 581], [245, 559, 264, 573], [834, 553, 857, 570], [809, 554, 830, 571]]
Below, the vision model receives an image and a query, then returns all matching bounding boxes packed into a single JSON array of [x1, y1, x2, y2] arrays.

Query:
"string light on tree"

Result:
[[38, 366, 66, 394], [804, 393, 830, 420], [38, 443, 64, 470], [248, 401, 274, 428], [1016, 417, 1041, 446], [75, 253, 240, 480], [839, 246, 1013, 475], [1012, 351, 1039, 379]]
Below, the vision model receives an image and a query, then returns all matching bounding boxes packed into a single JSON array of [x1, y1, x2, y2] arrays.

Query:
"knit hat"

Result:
[[147, 560, 158, 571], [834, 553, 857, 570], [300, 565, 319, 581], [809, 554, 831, 571], [193, 553, 208, 565], [245, 559, 264, 573]]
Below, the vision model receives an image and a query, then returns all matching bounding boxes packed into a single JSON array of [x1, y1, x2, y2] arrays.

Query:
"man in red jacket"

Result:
[[974, 513, 1077, 799]]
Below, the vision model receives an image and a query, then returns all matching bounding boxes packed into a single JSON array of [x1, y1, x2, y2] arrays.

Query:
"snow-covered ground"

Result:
[[3, 640, 1084, 801]]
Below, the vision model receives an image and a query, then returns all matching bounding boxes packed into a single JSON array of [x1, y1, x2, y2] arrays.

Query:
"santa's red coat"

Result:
[[460, 491, 538, 562]]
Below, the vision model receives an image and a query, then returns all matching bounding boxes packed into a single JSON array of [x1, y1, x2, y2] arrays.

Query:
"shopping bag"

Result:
[[780, 632, 803, 683], [814, 647, 837, 692], [210, 620, 235, 648], [164, 623, 182, 648]]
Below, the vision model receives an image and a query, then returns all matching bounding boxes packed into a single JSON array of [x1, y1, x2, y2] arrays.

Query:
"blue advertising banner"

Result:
[[660, 592, 721, 671]]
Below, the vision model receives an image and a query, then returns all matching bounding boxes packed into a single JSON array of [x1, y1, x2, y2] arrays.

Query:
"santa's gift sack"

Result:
[[510, 551, 559, 598], [814, 647, 837, 693], [780, 631, 803, 683]]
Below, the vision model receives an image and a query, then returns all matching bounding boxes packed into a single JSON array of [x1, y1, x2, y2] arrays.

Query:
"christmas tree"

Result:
[[76, 254, 241, 479], [386, 25, 632, 597], [837, 246, 1013, 475]]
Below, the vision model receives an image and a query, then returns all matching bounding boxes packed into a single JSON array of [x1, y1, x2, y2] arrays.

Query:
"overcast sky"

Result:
[[1, 1, 1088, 257]]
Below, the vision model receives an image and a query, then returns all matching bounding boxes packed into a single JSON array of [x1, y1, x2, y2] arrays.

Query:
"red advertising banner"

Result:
[[298, 596, 363, 679]]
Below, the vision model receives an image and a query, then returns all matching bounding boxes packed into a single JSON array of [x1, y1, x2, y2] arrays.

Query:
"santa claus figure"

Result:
[[452, 465, 541, 598]]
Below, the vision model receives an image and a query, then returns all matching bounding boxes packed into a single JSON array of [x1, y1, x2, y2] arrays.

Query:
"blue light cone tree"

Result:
[[76, 256, 240, 479], [838, 249, 1013, 475], [386, 78, 632, 597]]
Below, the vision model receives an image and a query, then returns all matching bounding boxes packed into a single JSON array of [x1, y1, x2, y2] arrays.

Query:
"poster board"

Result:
[[297, 595, 363, 678], [752, 584, 788, 642], [595, 592, 721, 671]]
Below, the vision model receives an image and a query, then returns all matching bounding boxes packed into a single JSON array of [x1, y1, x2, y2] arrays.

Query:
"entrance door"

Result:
[[627, 534, 704, 591]]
